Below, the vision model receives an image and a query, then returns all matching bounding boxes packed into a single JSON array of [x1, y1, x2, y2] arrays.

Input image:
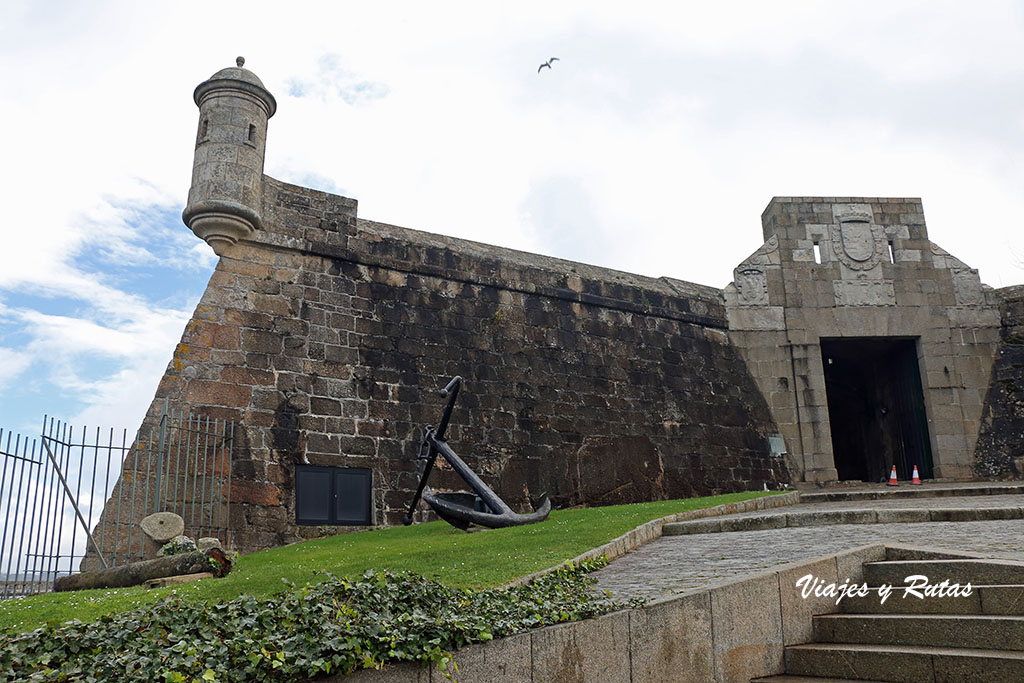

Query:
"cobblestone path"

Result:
[[591, 496, 1024, 603]]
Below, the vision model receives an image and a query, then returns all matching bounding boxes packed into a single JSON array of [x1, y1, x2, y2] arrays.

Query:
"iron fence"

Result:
[[0, 407, 234, 598]]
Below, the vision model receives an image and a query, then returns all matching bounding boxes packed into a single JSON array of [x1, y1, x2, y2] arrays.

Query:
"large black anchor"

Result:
[[402, 376, 551, 530]]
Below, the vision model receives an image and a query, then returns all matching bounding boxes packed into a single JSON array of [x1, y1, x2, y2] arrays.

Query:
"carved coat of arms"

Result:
[[829, 221, 883, 271], [839, 223, 875, 262], [735, 267, 768, 305]]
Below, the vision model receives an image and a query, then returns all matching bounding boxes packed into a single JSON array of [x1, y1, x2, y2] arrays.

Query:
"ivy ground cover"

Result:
[[0, 491, 778, 634]]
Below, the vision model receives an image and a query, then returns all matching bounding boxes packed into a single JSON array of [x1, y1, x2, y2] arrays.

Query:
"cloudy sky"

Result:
[[1, 0, 1023, 439]]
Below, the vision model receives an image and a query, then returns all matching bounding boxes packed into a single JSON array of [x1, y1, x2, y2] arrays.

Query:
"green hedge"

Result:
[[0, 559, 628, 682]]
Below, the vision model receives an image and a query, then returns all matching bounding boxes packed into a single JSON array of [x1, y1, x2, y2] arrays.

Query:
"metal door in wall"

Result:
[[821, 338, 933, 482]]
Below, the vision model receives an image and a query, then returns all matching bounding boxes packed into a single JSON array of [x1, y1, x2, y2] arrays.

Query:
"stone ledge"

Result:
[[799, 483, 1024, 503], [663, 505, 1024, 535]]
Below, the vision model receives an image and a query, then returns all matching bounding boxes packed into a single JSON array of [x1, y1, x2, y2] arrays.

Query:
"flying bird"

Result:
[[537, 57, 560, 73]]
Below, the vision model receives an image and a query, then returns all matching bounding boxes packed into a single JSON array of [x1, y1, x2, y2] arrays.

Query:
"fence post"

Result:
[[153, 399, 169, 514], [40, 439, 109, 569]]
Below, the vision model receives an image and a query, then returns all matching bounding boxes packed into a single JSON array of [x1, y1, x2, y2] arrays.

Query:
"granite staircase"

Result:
[[755, 548, 1024, 682]]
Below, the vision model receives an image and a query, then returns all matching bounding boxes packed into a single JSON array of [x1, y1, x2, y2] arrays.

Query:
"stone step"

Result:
[[883, 546, 975, 561], [785, 642, 1024, 682], [661, 507, 1024, 535], [753, 676, 885, 682], [839, 584, 1024, 615], [863, 559, 1024, 587], [799, 484, 1024, 503], [813, 614, 1024, 651]]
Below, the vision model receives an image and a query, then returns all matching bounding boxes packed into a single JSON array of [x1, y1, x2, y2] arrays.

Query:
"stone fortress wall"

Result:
[[91, 60, 1024, 555], [974, 284, 1024, 477], [140, 175, 789, 551]]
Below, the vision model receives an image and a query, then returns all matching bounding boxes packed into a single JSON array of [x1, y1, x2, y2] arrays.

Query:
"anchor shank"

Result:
[[432, 437, 513, 515], [402, 433, 438, 525]]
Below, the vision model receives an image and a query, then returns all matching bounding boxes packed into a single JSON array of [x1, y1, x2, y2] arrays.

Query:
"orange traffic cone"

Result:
[[911, 465, 921, 485], [887, 465, 898, 486]]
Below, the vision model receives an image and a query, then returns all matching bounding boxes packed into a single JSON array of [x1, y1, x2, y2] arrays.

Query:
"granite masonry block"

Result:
[[437, 632, 532, 683], [776, 555, 840, 646], [530, 611, 631, 683], [709, 571, 784, 681], [630, 592, 714, 683]]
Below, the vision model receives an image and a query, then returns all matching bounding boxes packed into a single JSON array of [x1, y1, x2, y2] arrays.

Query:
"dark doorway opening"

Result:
[[821, 338, 933, 482]]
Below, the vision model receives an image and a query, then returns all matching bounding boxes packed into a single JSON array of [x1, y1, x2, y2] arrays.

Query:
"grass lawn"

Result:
[[0, 490, 781, 634]]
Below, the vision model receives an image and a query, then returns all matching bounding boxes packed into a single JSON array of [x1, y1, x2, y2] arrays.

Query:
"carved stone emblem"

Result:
[[832, 203, 874, 223], [735, 267, 768, 305], [951, 267, 984, 306], [829, 221, 882, 271], [839, 222, 875, 262]]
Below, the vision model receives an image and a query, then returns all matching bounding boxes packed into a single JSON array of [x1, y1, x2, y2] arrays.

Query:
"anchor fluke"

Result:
[[423, 490, 551, 530]]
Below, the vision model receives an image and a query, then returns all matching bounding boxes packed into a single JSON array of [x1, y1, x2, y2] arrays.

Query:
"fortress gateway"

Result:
[[94, 60, 1024, 554]]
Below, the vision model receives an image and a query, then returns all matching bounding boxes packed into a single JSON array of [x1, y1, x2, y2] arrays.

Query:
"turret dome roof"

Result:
[[207, 57, 268, 89], [193, 57, 277, 117]]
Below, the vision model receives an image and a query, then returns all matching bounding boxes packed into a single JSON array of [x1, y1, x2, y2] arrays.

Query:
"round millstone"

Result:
[[140, 511, 185, 542]]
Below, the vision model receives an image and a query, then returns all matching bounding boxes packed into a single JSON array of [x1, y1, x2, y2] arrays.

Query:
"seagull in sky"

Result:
[[538, 57, 559, 73]]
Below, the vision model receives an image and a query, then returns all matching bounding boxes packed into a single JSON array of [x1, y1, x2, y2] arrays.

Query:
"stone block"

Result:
[[874, 509, 930, 524], [241, 329, 283, 354], [980, 585, 1024, 615], [630, 593, 714, 683], [786, 510, 876, 527], [230, 479, 281, 506], [185, 380, 252, 408], [709, 571, 784, 681], [928, 508, 979, 522], [663, 519, 723, 535], [220, 366, 275, 385], [777, 555, 840, 645], [833, 544, 886, 585], [530, 611, 630, 683], [324, 661, 430, 682], [437, 631, 532, 683], [726, 307, 786, 331], [720, 515, 786, 532]]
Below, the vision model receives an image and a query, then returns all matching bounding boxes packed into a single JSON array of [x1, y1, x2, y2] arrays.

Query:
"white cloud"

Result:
[[0, 348, 32, 391], [1, 0, 1023, 437]]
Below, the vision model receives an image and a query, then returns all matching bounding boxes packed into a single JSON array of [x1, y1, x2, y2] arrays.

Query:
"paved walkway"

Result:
[[591, 489, 1024, 603]]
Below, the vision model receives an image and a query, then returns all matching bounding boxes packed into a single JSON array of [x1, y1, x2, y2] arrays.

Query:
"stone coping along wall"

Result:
[[319, 542, 893, 682]]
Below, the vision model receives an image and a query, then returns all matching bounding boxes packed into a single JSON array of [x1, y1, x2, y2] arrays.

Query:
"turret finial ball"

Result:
[[236, 56, 245, 68]]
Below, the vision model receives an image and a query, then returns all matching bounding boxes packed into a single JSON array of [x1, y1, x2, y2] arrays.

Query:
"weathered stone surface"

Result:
[[974, 286, 1024, 478], [437, 631, 531, 683], [709, 571, 784, 681], [629, 593, 714, 683], [319, 661, 429, 682], [140, 511, 185, 542], [530, 611, 630, 683], [777, 556, 838, 646], [196, 537, 223, 551]]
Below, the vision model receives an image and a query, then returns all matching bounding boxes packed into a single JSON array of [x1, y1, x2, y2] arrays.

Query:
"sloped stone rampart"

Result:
[[114, 176, 791, 553]]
